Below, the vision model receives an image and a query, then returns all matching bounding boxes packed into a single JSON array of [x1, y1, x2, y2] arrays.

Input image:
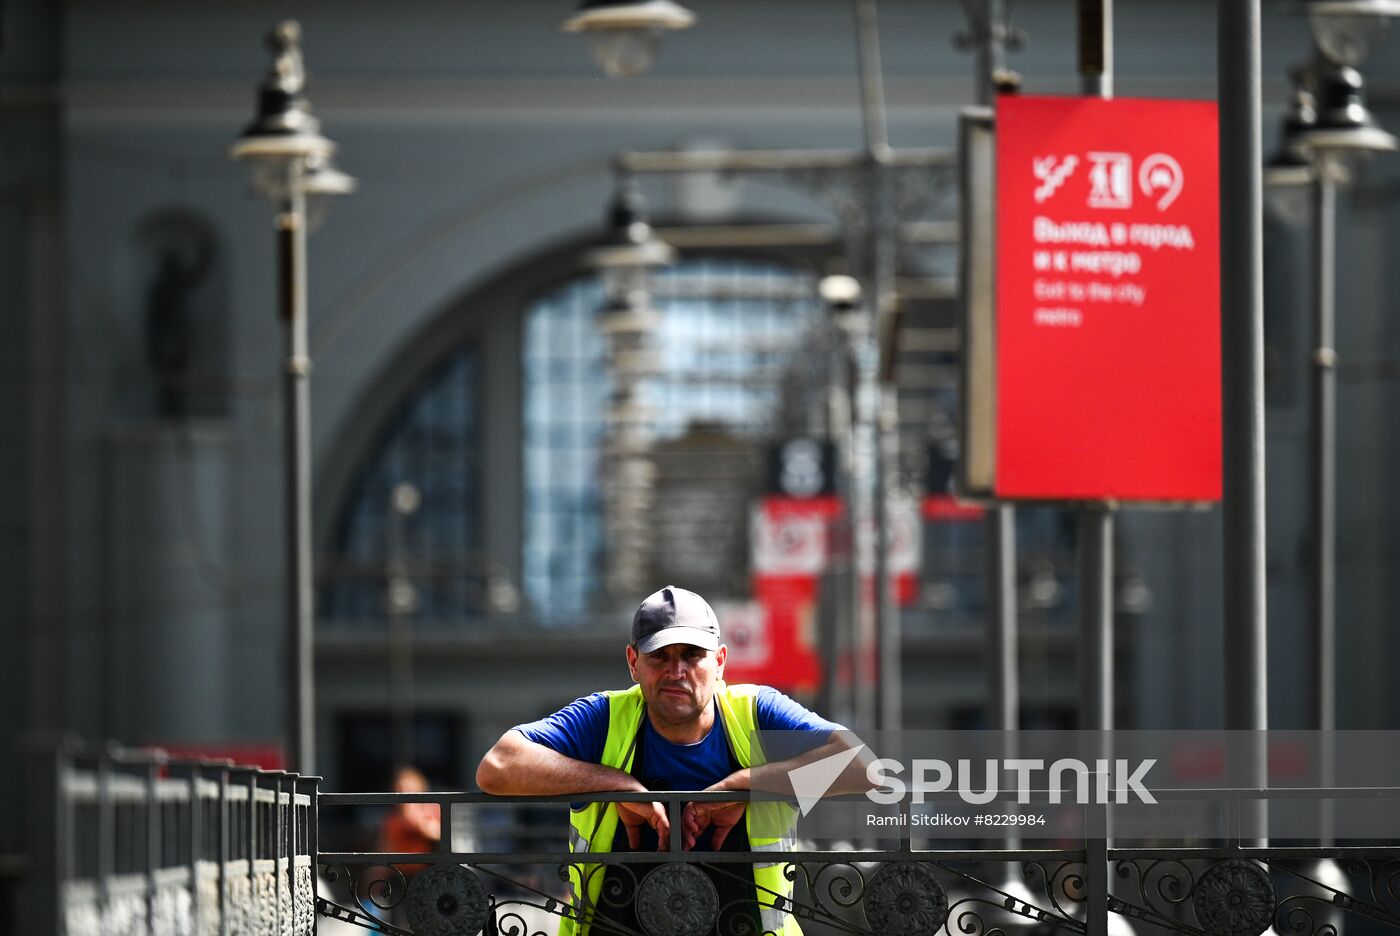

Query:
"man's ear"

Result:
[[714, 644, 727, 678], [626, 644, 639, 682]]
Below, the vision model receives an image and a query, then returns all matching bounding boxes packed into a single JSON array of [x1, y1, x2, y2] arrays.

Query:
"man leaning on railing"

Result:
[[476, 585, 868, 936]]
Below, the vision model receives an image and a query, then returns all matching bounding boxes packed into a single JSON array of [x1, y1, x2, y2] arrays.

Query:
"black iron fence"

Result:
[[315, 788, 1400, 936], [30, 747, 1400, 936]]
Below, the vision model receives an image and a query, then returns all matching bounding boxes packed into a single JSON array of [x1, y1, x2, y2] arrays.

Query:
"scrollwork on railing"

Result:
[[1266, 858, 1400, 934], [1362, 858, 1400, 922], [1110, 857, 1400, 936], [793, 860, 863, 913], [309, 852, 1400, 936], [1110, 859, 1198, 934], [325, 863, 411, 922], [945, 900, 1011, 936], [1023, 860, 1089, 925], [1274, 895, 1341, 936], [315, 895, 412, 936], [490, 902, 560, 936]]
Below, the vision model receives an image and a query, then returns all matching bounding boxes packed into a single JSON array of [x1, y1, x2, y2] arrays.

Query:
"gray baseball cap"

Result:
[[631, 586, 721, 653]]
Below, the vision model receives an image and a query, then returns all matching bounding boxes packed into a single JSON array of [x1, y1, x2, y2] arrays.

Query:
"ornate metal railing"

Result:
[[315, 788, 1400, 936], [31, 752, 1400, 936], [31, 740, 317, 936]]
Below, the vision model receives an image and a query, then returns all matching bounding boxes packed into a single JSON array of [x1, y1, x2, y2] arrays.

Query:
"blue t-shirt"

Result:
[[514, 687, 842, 794]]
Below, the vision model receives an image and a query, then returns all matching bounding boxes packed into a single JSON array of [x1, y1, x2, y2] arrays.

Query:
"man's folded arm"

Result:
[[712, 733, 879, 798], [475, 729, 644, 795]]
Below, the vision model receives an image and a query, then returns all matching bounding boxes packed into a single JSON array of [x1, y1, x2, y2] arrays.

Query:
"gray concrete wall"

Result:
[[2, 0, 66, 855]]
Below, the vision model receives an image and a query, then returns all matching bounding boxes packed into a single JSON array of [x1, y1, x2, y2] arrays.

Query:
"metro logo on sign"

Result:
[[989, 96, 1221, 502]]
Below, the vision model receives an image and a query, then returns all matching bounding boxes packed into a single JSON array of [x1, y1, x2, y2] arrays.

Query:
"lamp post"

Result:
[[820, 274, 865, 728], [1277, 4, 1398, 848], [232, 20, 353, 774], [588, 180, 675, 600], [385, 483, 422, 774]]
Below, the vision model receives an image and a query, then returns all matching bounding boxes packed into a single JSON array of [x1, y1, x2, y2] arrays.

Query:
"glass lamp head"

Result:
[[1290, 0, 1400, 65], [559, 0, 696, 77]]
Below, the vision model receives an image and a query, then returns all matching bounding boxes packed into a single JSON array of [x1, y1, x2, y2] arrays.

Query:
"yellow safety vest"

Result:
[[558, 682, 801, 936]]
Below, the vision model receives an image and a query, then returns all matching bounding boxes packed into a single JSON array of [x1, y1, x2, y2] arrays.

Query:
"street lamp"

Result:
[[559, 0, 696, 77], [303, 151, 358, 229], [1294, 0, 1400, 67], [588, 180, 673, 599], [1265, 66, 1320, 208], [1277, 0, 1397, 851], [586, 179, 677, 272], [820, 273, 869, 728], [231, 20, 353, 774], [1280, 59, 1395, 743]]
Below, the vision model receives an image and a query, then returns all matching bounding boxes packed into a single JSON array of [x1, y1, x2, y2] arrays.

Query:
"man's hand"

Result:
[[681, 800, 746, 851], [616, 800, 671, 851]]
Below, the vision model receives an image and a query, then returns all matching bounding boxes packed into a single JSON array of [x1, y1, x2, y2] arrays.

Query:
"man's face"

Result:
[[626, 642, 727, 726]]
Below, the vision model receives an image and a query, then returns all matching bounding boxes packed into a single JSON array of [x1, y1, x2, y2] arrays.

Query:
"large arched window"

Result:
[[320, 347, 482, 625], [522, 255, 824, 618], [320, 251, 825, 630]]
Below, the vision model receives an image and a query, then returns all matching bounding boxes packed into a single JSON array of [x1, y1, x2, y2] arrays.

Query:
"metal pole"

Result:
[[1075, 0, 1115, 742], [1078, 0, 1113, 99], [854, 0, 902, 733], [826, 336, 856, 726], [1078, 7, 1113, 932], [279, 178, 316, 776], [854, 0, 889, 160], [1077, 507, 1114, 733], [972, 0, 1009, 108], [1077, 504, 1114, 898], [1308, 157, 1337, 738], [1310, 154, 1337, 845], [986, 508, 1018, 732], [849, 321, 878, 733], [875, 391, 902, 732], [964, 0, 1020, 747], [387, 484, 420, 772], [1219, 0, 1268, 845]]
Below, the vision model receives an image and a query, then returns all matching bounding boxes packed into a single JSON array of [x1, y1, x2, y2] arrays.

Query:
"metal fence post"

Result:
[[297, 774, 320, 934], [143, 751, 165, 936], [97, 746, 114, 926], [274, 772, 285, 936], [218, 761, 233, 936], [1086, 803, 1109, 936], [169, 761, 202, 936], [241, 768, 258, 934]]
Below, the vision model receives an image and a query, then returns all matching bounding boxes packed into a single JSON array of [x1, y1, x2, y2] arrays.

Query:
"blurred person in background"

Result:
[[377, 767, 441, 877]]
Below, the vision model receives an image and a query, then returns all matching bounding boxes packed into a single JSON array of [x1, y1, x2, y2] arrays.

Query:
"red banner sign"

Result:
[[994, 96, 1221, 501]]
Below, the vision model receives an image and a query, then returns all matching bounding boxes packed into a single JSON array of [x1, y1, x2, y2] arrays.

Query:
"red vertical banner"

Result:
[[730, 495, 842, 691], [994, 96, 1221, 502], [734, 493, 922, 691]]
